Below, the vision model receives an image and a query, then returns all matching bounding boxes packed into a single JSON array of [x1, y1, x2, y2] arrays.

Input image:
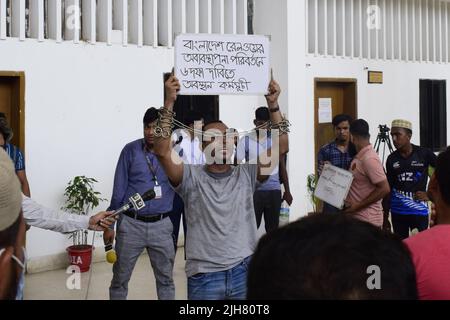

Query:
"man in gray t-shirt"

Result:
[[154, 73, 289, 300], [175, 163, 258, 278]]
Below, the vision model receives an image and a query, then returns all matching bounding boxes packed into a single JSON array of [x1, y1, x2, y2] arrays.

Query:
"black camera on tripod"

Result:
[[378, 124, 390, 135], [374, 124, 394, 162]]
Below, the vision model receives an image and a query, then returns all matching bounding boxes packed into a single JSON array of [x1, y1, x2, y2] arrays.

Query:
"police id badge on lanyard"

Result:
[[144, 147, 162, 199]]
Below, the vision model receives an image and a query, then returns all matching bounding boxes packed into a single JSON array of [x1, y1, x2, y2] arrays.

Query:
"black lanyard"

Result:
[[143, 144, 159, 185]]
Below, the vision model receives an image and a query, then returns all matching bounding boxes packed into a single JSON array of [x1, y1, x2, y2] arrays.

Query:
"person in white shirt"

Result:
[[0, 149, 114, 301], [172, 115, 205, 166], [22, 195, 114, 233]]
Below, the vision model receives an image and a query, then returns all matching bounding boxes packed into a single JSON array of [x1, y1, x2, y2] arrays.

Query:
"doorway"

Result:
[[314, 78, 357, 171], [419, 79, 447, 152], [0, 72, 25, 152]]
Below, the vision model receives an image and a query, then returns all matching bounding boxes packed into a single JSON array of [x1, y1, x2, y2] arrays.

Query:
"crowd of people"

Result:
[[1, 74, 449, 300]]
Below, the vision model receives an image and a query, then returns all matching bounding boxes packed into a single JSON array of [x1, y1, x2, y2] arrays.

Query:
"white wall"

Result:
[[219, 95, 265, 131], [221, 0, 290, 148], [304, 55, 450, 154], [285, 0, 309, 218], [253, 0, 288, 111], [0, 38, 175, 263], [253, 0, 311, 219]]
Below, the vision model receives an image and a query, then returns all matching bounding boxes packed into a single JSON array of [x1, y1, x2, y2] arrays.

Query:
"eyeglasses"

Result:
[[0, 247, 26, 270]]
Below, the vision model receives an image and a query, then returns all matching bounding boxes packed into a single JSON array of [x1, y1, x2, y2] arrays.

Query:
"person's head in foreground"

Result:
[[247, 214, 418, 300], [0, 149, 26, 300], [403, 146, 450, 300], [427, 146, 450, 224]]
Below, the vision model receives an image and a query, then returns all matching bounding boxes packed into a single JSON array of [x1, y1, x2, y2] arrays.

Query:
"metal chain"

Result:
[[153, 107, 291, 138]]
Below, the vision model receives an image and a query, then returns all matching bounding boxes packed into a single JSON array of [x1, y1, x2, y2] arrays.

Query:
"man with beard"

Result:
[[154, 73, 289, 300], [343, 119, 390, 227]]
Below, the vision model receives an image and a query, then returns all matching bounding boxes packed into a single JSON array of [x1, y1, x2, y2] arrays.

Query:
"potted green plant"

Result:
[[62, 176, 106, 272], [307, 174, 319, 215]]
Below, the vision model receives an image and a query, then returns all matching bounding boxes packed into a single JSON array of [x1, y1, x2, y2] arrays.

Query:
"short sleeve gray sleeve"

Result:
[[236, 137, 247, 163], [173, 163, 259, 276], [172, 164, 196, 198], [242, 164, 258, 193]]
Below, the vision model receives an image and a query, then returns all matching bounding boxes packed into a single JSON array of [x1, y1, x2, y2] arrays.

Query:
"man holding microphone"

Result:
[[104, 107, 176, 300]]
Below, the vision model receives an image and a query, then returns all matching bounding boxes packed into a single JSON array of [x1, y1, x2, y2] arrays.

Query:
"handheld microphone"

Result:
[[104, 242, 117, 264], [102, 189, 156, 264], [109, 189, 156, 219]]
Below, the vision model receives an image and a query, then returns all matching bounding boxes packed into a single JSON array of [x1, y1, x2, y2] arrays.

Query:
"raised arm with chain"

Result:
[[153, 74, 184, 187]]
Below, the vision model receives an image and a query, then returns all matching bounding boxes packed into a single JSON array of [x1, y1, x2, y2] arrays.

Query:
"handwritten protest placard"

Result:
[[314, 164, 354, 209], [175, 33, 271, 95]]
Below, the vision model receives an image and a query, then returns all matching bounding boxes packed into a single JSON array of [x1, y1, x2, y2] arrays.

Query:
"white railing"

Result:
[[0, 0, 250, 47], [307, 0, 450, 63]]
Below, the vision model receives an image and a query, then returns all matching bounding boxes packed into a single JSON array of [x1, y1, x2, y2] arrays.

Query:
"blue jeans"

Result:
[[188, 256, 251, 300]]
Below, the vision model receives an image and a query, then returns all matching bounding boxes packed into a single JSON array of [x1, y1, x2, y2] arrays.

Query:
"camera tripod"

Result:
[[374, 125, 395, 163]]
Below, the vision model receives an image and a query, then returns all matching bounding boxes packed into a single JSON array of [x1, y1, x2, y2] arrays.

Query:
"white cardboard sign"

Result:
[[314, 163, 354, 209], [175, 33, 271, 95]]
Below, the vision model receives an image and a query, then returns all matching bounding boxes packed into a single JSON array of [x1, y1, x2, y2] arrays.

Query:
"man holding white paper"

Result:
[[343, 119, 390, 227], [314, 163, 353, 210], [317, 114, 355, 213]]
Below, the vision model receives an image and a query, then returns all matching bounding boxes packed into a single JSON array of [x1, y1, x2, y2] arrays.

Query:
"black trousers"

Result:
[[253, 190, 282, 233], [391, 213, 429, 240], [322, 202, 341, 214]]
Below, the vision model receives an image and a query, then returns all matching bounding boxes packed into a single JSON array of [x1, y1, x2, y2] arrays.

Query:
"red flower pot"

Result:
[[67, 245, 93, 273]]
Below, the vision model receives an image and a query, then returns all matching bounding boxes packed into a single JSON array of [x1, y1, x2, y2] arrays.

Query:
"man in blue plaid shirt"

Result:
[[317, 114, 355, 214]]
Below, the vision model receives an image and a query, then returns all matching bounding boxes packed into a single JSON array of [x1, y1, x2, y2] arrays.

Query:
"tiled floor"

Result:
[[24, 248, 188, 300]]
